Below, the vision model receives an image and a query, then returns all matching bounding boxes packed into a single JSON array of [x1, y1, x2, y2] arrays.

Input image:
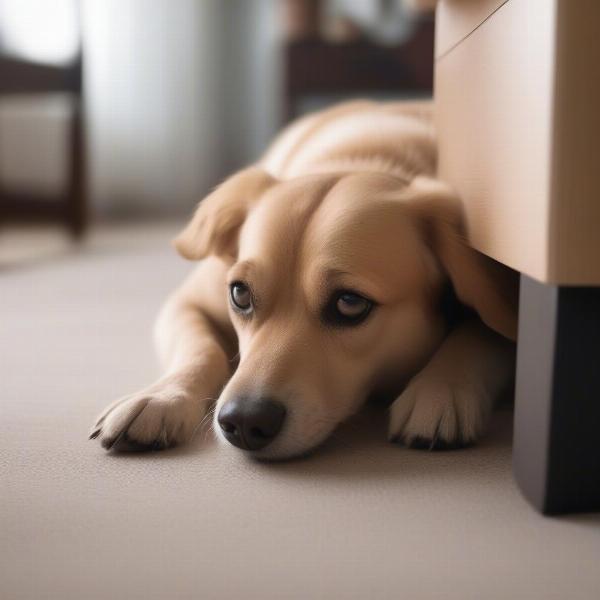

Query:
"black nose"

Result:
[[217, 397, 286, 451]]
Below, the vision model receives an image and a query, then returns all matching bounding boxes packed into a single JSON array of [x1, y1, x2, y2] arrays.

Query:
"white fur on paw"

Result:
[[388, 378, 491, 449], [89, 380, 207, 451]]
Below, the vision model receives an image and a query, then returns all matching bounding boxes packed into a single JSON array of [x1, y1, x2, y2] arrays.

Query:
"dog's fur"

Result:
[[90, 101, 518, 459]]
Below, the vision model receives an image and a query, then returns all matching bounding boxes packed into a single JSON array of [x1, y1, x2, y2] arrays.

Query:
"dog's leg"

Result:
[[388, 319, 515, 449], [90, 258, 234, 451]]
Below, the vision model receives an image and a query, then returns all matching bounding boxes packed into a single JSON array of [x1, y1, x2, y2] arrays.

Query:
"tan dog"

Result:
[[90, 101, 517, 459]]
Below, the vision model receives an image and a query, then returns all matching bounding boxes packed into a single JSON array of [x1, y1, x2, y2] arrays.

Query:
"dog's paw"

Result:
[[388, 377, 492, 450], [89, 379, 209, 451]]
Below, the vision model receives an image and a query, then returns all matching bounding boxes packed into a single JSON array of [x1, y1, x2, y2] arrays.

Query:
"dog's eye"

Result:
[[230, 281, 253, 312], [324, 291, 374, 326], [336, 293, 371, 319]]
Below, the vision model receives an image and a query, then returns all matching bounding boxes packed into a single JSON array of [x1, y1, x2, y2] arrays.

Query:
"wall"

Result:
[[82, 0, 281, 217]]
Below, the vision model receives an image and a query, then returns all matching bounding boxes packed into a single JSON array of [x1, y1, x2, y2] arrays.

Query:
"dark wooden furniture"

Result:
[[0, 54, 86, 237], [514, 277, 600, 514], [284, 17, 434, 120]]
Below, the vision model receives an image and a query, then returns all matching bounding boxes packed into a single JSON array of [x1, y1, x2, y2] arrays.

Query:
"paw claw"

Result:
[[88, 428, 101, 440], [100, 436, 116, 450], [404, 435, 469, 451]]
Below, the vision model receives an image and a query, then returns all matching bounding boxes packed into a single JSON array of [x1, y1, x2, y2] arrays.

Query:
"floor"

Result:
[[2, 223, 599, 600]]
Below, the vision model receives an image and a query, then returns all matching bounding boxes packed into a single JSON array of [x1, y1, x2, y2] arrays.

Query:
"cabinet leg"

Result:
[[513, 275, 600, 514]]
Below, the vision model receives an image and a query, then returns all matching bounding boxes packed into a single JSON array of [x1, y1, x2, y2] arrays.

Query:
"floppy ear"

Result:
[[407, 177, 519, 340], [174, 167, 276, 260]]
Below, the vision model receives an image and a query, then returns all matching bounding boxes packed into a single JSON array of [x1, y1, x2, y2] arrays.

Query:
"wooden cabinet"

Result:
[[435, 0, 600, 515], [435, 0, 600, 285]]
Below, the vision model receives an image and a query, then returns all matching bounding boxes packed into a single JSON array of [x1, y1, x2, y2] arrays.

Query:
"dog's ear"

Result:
[[406, 177, 519, 340], [174, 167, 276, 260]]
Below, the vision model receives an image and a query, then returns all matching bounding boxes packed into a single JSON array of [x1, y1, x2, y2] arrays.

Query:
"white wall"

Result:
[[217, 0, 281, 175], [82, 0, 281, 217], [83, 0, 220, 216]]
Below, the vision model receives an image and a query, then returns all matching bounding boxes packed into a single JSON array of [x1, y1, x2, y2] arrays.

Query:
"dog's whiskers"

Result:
[[189, 399, 218, 443], [201, 412, 218, 444], [200, 403, 220, 443]]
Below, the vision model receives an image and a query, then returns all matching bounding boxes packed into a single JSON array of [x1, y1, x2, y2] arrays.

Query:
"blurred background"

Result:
[[0, 0, 434, 263]]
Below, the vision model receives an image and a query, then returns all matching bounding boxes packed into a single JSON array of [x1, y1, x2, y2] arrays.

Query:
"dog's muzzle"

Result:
[[217, 397, 287, 451]]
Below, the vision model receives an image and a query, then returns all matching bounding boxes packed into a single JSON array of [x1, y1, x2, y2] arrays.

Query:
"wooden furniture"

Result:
[[284, 18, 435, 120], [435, 0, 600, 514], [0, 54, 86, 237]]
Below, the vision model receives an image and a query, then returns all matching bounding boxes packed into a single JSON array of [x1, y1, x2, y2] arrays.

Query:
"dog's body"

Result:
[[91, 101, 517, 458]]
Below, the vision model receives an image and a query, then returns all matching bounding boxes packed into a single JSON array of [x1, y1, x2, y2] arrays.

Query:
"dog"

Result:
[[90, 100, 518, 459]]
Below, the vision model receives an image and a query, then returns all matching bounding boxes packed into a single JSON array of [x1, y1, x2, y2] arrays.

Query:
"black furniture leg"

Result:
[[513, 275, 600, 515]]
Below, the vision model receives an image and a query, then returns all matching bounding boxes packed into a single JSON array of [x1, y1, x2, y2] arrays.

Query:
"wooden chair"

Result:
[[284, 17, 435, 121], [0, 53, 86, 237]]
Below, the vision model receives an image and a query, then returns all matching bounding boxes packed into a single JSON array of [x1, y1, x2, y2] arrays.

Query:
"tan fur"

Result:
[[91, 101, 517, 458]]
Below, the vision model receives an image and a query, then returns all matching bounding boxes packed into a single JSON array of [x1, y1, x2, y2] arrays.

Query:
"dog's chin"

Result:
[[213, 422, 337, 462], [248, 438, 328, 462]]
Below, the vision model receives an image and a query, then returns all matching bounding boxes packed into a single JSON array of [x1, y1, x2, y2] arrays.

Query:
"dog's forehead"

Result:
[[240, 172, 401, 247], [237, 174, 339, 259], [301, 176, 431, 286]]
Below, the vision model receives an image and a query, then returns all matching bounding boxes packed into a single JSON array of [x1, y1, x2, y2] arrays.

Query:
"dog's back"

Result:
[[261, 101, 436, 183]]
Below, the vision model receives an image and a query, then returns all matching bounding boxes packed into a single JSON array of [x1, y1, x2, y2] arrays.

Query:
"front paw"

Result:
[[89, 379, 209, 451], [388, 377, 492, 450]]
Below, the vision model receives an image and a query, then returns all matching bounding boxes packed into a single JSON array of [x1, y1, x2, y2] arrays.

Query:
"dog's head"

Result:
[[175, 167, 517, 459]]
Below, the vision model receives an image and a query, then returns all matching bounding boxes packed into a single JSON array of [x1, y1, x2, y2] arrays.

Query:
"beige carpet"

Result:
[[2, 223, 599, 600]]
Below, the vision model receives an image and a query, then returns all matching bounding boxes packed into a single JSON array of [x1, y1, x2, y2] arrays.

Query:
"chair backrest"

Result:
[[0, 54, 81, 96]]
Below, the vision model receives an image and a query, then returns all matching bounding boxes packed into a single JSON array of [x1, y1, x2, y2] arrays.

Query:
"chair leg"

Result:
[[67, 97, 86, 238], [513, 275, 600, 514]]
